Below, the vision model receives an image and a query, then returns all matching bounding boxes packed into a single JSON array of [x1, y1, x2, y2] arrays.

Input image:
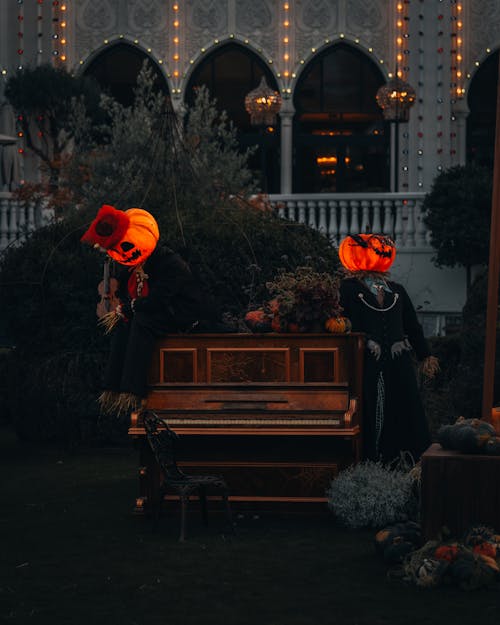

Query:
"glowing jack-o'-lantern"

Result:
[[338, 234, 396, 273], [81, 205, 159, 266]]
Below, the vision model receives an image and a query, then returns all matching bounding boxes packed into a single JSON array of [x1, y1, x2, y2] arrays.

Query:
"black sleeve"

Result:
[[131, 249, 216, 330], [339, 279, 365, 334], [398, 284, 431, 360]]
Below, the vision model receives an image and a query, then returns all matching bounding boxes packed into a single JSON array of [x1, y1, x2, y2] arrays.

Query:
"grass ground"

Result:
[[1, 425, 499, 625]]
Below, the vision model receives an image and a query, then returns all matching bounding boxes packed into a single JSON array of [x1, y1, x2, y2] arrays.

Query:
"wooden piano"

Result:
[[129, 332, 364, 509]]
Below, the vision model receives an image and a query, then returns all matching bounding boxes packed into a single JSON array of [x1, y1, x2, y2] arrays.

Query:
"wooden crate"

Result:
[[421, 443, 500, 540]]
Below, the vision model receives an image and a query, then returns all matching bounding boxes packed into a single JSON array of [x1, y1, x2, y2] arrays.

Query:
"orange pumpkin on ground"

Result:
[[338, 234, 396, 273]]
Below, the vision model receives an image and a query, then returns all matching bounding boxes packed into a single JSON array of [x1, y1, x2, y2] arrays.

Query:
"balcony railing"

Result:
[[0, 192, 53, 253], [269, 192, 430, 248], [1, 191, 431, 254]]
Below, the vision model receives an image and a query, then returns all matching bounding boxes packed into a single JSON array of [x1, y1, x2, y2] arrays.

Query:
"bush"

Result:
[[0, 68, 339, 445], [326, 460, 419, 529], [0, 206, 337, 446]]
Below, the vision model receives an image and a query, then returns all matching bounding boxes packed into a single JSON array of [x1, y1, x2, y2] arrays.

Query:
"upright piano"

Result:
[[129, 332, 364, 509]]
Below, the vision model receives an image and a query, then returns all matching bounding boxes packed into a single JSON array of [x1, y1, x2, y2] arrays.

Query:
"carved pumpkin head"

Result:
[[81, 204, 159, 266], [338, 234, 396, 273]]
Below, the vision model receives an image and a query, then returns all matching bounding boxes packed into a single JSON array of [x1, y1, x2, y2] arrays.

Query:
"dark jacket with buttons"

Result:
[[339, 278, 430, 363], [339, 277, 431, 462]]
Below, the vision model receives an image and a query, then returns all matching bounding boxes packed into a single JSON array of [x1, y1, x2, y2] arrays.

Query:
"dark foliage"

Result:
[[422, 164, 492, 287], [0, 204, 338, 445], [450, 270, 500, 419]]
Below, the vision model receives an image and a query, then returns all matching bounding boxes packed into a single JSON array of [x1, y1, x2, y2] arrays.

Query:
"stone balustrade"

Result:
[[0, 192, 54, 253], [269, 192, 430, 248], [1, 190, 431, 254]]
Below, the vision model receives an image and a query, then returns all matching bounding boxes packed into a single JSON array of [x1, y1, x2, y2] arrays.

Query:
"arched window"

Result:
[[294, 43, 388, 193], [83, 43, 169, 107], [467, 50, 498, 168], [185, 43, 280, 193]]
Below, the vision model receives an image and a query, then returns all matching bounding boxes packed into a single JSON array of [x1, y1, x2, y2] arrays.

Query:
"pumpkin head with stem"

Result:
[[81, 204, 160, 267], [338, 234, 396, 274]]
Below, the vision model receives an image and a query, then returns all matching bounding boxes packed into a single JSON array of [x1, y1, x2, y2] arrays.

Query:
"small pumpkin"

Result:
[[325, 316, 352, 333], [338, 233, 396, 273]]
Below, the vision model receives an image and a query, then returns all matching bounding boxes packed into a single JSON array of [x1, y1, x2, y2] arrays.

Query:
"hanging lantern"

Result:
[[376, 76, 416, 122], [338, 234, 397, 273], [245, 76, 282, 126]]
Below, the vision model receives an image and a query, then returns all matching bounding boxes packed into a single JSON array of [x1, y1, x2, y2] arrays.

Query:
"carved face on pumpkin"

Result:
[[338, 234, 396, 273], [81, 205, 159, 267]]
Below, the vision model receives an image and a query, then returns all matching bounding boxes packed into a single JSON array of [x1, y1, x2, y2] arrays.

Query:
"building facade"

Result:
[[1, 0, 498, 333]]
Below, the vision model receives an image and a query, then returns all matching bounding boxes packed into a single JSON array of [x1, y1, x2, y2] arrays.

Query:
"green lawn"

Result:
[[1, 425, 499, 625]]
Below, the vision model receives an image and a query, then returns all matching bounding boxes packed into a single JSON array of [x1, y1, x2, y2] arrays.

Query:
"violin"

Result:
[[96, 257, 120, 319]]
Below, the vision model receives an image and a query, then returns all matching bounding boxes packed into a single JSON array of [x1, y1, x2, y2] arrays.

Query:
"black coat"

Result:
[[340, 277, 431, 462], [104, 246, 220, 397]]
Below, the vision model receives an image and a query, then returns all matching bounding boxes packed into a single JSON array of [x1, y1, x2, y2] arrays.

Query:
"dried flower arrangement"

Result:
[[245, 266, 350, 333]]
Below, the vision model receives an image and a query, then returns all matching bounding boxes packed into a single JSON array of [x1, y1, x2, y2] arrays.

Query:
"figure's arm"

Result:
[[398, 284, 439, 377]]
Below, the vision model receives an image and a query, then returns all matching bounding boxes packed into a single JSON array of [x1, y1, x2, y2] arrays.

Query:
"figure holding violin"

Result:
[[96, 257, 120, 319], [82, 204, 220, 415]]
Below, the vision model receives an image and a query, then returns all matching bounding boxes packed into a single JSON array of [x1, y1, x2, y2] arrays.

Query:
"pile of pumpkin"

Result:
[[375, 522, 500, 590], [244, 298, 352, 334], [437, 417, 500, 455], [244, 266, 351, 334]]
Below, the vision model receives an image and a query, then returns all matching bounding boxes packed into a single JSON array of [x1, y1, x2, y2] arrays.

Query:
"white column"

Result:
[[453, 99, 469, 167], [279, 102, 295, 194]]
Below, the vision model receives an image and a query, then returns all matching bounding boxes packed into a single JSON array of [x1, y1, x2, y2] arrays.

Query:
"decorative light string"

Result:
[[450, 0, 464, 99], [60, 2, 68, 63], [395, 0, 410, 80], [279, 1, 292, 94], [395, 0, 411, 189], [17, 0, 24, 68], [435, 1, 444, 173], [449, 0, 463, 164], [416, 0, 425, 188], [171, 2, 181, 94], [37, 0, 44, 65], [52, 0, 66, 65]]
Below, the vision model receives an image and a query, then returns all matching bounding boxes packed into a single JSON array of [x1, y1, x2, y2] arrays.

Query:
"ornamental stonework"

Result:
[[234, 0, 278, 61], [469, 0, 499, 69], [76, 0, 118, 55], [75, 0, 167, 62], [185, 0, 228, 62], [295, 0, 337, 62], [129, 0, 165, 34], [346, 0, 390, 63]]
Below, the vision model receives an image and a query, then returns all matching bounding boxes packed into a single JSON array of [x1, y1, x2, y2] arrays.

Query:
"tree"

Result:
[[423, 164, 492, 293], [4, 64, 102, 191], [0, 67, 338, 445]]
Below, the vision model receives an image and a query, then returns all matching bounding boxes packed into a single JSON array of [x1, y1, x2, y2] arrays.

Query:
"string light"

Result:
[[416, 1, 425, 189], [172, 2, 181, 93], [17, 0, 24, 66], [451, 2, 465, 98], [281, 1, 291, 81], [51, 1, 68, 64], [395, 0, 410, 79]]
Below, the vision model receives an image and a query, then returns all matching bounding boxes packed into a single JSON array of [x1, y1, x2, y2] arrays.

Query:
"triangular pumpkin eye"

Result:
[[120, 241, 135, 252]]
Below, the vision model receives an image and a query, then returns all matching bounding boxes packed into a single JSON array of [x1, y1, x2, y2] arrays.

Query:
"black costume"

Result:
[[339, 277, 431, 462], [104, 245, 218, 398]]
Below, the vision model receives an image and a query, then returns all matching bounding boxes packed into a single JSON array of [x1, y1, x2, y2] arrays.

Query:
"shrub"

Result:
[[326, 460, 419, 529]]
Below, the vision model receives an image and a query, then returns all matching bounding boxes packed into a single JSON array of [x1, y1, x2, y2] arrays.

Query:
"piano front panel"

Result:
[[134, 334, 364, 504], [207, 348, 290, 383]]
